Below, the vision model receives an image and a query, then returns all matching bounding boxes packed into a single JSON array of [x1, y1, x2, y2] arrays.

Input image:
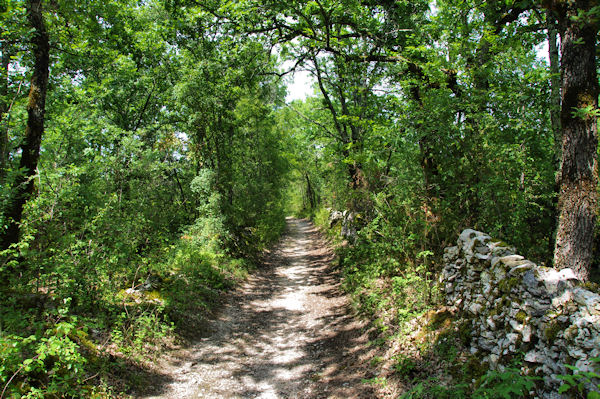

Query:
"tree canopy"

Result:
[[0, 0, 598, 396]]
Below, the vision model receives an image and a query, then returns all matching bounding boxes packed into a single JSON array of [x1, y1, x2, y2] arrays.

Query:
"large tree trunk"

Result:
[[0, 0, 49, 250], [552, 1, 599, 281]]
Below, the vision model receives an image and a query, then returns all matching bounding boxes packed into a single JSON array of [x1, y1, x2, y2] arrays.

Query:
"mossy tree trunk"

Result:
[[551, 0, 599, 281], [0, 0, 49, 250]]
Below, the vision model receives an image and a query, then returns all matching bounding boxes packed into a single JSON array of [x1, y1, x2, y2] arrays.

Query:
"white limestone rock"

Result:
[[443, 229, 600, 397]]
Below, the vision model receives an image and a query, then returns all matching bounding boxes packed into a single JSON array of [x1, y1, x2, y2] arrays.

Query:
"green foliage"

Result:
[[571, 105, 600, 120], [432, 333, 458, 364], [472, 368, 536, 399], [558, 359, 600, 398], [0, 1, 290, 396], [400, 368, 537, 399], [0, 0, 590, 396], [336, 203, 439, 326], [312, 207, 332, 231], [392, 353, 417, 376], [0, 313, 89, 398], [361, 376, 388, 387], [400, 378, 469, 399], [111, 310, 173, 360]]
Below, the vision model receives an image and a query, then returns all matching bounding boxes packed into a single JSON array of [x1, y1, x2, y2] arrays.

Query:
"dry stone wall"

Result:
[[442, 229, 600, 397]]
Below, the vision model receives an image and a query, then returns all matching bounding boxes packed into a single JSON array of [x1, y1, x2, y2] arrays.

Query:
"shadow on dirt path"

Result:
[[137, 218, 376, 399]]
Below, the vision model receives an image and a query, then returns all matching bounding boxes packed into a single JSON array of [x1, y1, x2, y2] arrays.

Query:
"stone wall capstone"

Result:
[[442, 229, 600, 397]]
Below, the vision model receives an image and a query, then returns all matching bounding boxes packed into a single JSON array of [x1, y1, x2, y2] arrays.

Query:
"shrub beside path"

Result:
[[138, 218, 375, 399]]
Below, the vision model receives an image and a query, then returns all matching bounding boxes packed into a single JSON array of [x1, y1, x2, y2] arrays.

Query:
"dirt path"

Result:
[[139, 218, 375, 399]]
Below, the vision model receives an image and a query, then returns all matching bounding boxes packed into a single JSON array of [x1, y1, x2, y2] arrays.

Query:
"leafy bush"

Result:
[[558, 359, 600, 398], [0, 319, 88, 398], [393, 353, 418, 376], [472, 368, 536, 399], [111, 309, 173, 360], [400, 368, 536, 399], [400, 379, 468, 399]]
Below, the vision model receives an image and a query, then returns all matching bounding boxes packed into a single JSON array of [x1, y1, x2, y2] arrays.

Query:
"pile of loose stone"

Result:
[[328, 209, 357, 241], [442, 229, 600, 397]]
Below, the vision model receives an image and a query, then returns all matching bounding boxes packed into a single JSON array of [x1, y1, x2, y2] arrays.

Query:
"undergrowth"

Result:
[[0, 213, 284, 398], [311, 205, 549, 399]]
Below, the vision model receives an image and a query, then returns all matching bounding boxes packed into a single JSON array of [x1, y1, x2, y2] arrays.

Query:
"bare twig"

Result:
[[1, 354, 40, 399]]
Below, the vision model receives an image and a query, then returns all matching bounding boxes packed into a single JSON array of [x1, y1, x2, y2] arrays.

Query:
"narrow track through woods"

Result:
[[141, 218, 375, 399]]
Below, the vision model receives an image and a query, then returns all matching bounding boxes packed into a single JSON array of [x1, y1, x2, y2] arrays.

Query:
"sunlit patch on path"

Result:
[[139, 218, 374, 399]]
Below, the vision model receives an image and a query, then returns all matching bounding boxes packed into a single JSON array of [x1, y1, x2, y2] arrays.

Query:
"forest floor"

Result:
[[135, 218, 378, 399]]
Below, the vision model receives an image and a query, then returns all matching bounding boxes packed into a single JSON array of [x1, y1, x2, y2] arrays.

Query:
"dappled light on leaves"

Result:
[[0, 0, 598, 397]]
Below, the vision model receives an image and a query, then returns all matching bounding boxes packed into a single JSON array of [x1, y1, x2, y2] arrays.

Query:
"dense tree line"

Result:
[[0, 1, 288, 396], [0, 0, 598, 396], [0, 0, 288, 288], [270, 0, 598, 281]]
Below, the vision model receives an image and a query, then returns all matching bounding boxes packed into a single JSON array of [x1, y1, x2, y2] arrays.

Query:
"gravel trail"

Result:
[[139, 218, 374, 399]]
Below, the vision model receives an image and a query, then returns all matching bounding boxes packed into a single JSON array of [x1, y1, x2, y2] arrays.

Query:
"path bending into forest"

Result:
[[141, 218, 375, 399]]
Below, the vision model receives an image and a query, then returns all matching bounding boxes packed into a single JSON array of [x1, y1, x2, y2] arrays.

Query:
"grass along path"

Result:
[[137, 217, 375, 399]]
